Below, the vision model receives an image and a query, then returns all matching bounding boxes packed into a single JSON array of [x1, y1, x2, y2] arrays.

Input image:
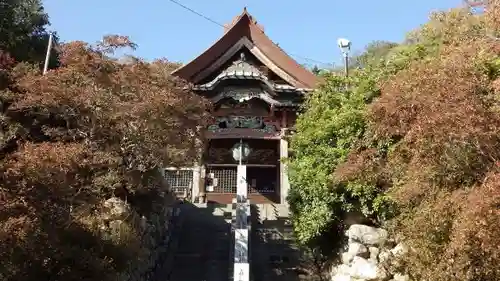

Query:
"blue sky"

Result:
[[43, 0, 462, 67]]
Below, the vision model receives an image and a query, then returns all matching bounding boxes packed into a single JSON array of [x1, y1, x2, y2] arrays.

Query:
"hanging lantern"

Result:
[[232, 142, 251, 162]]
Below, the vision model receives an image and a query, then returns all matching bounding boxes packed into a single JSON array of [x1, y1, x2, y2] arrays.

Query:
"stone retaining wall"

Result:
[[330, 224, 409, 281], [96, 197, 183, 281]]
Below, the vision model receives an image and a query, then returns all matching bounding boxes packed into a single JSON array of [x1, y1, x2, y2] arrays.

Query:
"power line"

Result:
[[167, 0, 333, 67], [168, 0, 225, 28]]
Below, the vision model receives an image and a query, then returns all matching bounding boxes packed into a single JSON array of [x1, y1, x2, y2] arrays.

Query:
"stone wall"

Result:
[[330, 224, 409, 281], [92, 196, 182, 281]]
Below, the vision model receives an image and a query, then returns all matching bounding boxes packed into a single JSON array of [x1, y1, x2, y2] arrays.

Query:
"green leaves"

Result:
[[288, 73, 375, 245], [290, 5, 500, 281], [286, 16, 452, 247], [0, 0, 55, 65]]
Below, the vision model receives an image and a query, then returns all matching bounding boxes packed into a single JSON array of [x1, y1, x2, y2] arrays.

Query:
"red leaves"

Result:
[[0, 50, 15, 70], [492, 77, 500, 95], [435, 172, 500, 280], [1, 142, 103, 210], [334, 148, 382, 184], [332, 7, 500, 281], [367, 41, 500, 191], [0, 35, 211, 280], [98, 35, 137, 54], [486, 0, 500, 35], [7, 36, 210, 170], [5, 142, 85, 176], [58, 41, 99, 68]]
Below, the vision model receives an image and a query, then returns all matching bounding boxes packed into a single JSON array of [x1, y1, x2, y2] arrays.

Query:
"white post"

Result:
[[234, 262, 250, 281], [236, 139, 248, 202], [237, 165, 247, 203], [191, 166, 201, 202], [234, 139, 250, 281], [43, 32, 53, 75]]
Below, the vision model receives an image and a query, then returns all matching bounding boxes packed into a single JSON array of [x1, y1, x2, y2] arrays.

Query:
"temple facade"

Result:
[[165, 8, 317, 204]]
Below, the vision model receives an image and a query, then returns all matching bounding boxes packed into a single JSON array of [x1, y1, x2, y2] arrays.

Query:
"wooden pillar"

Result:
[[281, 109, 288, 128]]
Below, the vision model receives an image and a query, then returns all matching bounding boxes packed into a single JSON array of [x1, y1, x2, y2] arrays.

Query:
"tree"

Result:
[[288, 37, 427, 248], [0, 35, 210, 281], [311, 65, 321, 75], [290, 4, 500, 280], [0, 0, 58, 65], [334, 6, 500, 281], [350, 40, 399, 69], [287, 70, 386, 246]]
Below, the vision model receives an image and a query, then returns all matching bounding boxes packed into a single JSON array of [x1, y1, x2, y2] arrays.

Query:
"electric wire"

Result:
[[166, 0, 333, 67]]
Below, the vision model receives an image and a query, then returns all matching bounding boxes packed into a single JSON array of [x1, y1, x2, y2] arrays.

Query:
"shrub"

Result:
[[0, 36, 210, 280]]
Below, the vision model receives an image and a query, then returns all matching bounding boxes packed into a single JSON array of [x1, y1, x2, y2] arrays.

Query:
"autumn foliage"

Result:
[[339, 6, 500, 281], [0, 35, 209, 280], [290, 2, 500, 280]]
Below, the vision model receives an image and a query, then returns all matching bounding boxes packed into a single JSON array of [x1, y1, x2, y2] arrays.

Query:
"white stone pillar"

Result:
[[279, 135, 290, 204], [198, 165, 206, 203], [191, 165, 201, 202], [234, 262, 250, 281], [234, 163, 250, 281], [237, 165, 248, 203]]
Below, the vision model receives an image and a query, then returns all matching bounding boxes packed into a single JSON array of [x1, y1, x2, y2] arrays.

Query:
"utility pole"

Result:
[[43, 32, 53, 75]]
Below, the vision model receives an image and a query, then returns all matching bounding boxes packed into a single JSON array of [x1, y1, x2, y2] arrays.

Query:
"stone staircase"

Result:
[[250, 204, 301, 281], [156, 202, 300, 281], [167, 202, 233, 281]]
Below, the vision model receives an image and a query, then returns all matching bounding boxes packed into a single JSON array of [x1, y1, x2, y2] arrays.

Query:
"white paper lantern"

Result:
[[232, 142, 251, 162]]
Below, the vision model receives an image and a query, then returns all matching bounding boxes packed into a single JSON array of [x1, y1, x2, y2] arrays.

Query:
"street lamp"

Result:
[[232, 139, 251, 203], [337, 38, 351, 77], [232, 140, 251, 165]]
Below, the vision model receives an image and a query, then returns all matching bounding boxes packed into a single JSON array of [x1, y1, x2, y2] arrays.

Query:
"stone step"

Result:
[[250, 204, 306, 281], [253, 204, 291, 222], [167, 202, 233, 281]]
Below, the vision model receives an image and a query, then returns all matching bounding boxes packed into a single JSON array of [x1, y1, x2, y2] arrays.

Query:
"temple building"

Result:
[[166, 8, 317, 204]]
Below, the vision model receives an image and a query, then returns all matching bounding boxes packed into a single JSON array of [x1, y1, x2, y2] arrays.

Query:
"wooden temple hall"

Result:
[[165, 8, 317, 204]]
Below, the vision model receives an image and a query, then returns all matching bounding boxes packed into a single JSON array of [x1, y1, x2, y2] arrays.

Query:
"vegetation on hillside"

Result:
[[0, 1, 210, 280], [3, 0, 500, 280], [289, 3, 500, 280]]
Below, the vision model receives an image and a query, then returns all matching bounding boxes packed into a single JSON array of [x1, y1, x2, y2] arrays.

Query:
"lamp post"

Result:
[[232, 139, 251, 165], [337, 38, 352, 77], [232, 140, 251, 281], [232, 140, 251, 202]]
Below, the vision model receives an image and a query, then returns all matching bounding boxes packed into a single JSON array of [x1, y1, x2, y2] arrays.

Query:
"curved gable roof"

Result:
[[172, 8, 318, 89]]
